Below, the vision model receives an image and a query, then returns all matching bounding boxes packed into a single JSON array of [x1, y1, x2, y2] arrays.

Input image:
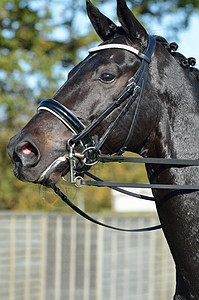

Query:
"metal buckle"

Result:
[[133, 84, 141, 95], [74, 176, 83, 188], [68, 144, 79, 185], [66, 144, 99, 187]]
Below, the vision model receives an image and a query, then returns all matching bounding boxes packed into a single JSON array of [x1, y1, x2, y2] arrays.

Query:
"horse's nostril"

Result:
[[22, 142, 38, 156], [15, 141, 40, 167]]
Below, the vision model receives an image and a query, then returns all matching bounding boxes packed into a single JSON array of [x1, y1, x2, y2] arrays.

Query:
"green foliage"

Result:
[[1, 0, 199, 211], [0, 0, 99, 129]]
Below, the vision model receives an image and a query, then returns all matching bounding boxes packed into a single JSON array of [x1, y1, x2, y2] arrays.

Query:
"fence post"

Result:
[[96, 220, 104, 300], [69, 216, 77, 300], [148, 218, 157, 300], [54, 215, 63, 300], [9, 215, 16, 300], [83, 220, 91, 300], [24, 215, 32, 300], [40, 214, 47, 300]]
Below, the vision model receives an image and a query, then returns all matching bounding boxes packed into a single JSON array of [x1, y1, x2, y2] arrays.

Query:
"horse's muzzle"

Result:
[[7, 133, 69, 186]]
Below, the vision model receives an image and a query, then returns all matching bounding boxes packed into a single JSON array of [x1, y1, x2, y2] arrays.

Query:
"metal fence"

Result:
[[0, 212, 175, 300]]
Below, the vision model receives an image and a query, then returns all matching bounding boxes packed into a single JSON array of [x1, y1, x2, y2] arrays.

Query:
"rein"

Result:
[[51, 183, 161, 232], [37, 34, 199, 232], [89, 154, 199, 190]]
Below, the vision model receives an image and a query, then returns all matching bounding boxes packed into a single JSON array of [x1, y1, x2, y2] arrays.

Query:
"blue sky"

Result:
[[178, 15, 199, 68], [11, 2, 199, 95], [88, 1, 199, 68], [41, 1, 199, 68], [85, 3, 199, 69]]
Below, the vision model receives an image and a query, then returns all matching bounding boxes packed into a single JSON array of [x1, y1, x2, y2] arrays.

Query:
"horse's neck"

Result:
[[161, 90, 199, 160], [144, 71, 199, 299], [146, 62, 199, 163], [145, 73, 199, 195]]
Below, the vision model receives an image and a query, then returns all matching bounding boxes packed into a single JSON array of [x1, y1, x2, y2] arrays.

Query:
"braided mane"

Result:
[[154, 35, 199, 83]]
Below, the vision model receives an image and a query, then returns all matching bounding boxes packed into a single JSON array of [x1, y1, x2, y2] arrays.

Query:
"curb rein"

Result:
[[37, 35, 199, 232]]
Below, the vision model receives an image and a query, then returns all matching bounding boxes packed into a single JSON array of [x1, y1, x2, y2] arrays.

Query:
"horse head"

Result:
[[7, 0, 162, 186]]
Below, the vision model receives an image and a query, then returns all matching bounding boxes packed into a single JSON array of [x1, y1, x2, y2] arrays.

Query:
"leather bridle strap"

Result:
[[82, 181, 199, 190], [38, 99, 85, 134], [69, 34, 156, 148], [94, 60, 146, 152], [37, 99, 94, 147], [51, 183, 161, 232], [85, 171, 154, 201], [82, 155, 199, 190], [98, 155, 199, 166]]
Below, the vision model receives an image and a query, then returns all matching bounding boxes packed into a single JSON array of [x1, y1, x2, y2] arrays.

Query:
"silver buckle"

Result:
[[68, 144, 80, 185], [67, 143, 99, 187]]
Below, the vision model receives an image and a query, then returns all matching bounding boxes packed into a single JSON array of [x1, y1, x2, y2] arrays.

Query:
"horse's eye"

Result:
[[99, 73, 115, 83]]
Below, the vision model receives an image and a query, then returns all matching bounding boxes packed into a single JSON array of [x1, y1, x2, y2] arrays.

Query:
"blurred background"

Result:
[[0, 1, 199, 299]]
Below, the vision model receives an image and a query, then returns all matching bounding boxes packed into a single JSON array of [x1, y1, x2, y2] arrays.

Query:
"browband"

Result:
[[89, 43, 151, 63]]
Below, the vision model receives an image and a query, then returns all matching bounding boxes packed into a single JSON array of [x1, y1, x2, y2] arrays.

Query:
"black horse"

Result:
[[7, 0, 199, 298]]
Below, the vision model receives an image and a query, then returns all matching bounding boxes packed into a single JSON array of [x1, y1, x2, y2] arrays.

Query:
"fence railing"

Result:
[[0, 212, 175, 300]]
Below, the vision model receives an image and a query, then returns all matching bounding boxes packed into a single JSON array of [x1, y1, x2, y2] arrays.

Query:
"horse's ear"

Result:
[[117, 0, 148, 46], [86, 0, 117, 41]]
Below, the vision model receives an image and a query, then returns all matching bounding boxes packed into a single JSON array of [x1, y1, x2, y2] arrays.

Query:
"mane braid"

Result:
[[154, 35, 199, 83]]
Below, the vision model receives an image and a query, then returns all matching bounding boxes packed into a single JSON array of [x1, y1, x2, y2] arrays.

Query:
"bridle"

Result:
[[38, 35, 156, 177], [37, 35, 199, 232]]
